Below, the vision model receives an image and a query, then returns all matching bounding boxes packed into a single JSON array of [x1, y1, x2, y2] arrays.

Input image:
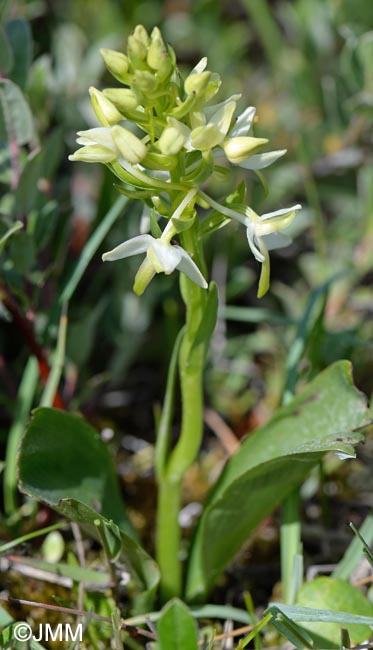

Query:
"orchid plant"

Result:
[[70, 24, 301, 600]]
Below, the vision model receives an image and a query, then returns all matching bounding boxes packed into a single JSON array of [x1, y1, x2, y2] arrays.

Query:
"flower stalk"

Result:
[[69, 24, 301, 601]]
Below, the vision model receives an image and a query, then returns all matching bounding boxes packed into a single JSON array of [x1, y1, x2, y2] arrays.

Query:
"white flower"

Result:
[[198, 190, 301, 297], [102, 234, 207, 295], [245, 204, 302, 297]]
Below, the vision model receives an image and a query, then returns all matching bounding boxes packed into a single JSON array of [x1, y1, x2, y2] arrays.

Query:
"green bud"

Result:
[[111, 124, 147, 164], [89, 87, 123, 126], [68, 145, 117, 163], [127, 35, 147, 61], [158, 118, 190, 155], [103, 88, 139, 113], [133, 24, 150, 47], [147, 31, 168, 71], [184, 70, 212, 96], [223, 136, 269, 164], [100, 49, 129, 82], [132, 70, 158, 93]]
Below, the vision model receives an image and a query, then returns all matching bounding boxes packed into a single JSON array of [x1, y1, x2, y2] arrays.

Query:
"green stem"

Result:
[[156, 477, 182, 601], [280, 489, 301, 604], [155, 219, 208, 601]]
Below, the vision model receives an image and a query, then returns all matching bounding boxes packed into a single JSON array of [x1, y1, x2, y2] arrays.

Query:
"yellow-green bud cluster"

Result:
[[70, 24, 273, 174], [70, 24, 298, 298]]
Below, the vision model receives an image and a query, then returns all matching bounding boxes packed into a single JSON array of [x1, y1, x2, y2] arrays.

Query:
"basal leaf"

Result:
[[18, 407, 134, 537], [158, 599, 198, 650], [185, 362, 368, 601], [295, 577, 373, 647]]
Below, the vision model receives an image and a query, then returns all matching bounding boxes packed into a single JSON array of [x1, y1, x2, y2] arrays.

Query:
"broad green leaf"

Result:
[[0, 25, 13, 75], [6, 19, 33, 89], [18, 407, 134, 537], [186, 362, 368, 601], [157, 599, 198, 650], [0, 79, 33, 145], [296, 577, 373, 647], [18, 408, 160, 610]]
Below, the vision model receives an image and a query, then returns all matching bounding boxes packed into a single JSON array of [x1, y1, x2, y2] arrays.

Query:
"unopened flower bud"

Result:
[[223, 136, 269, 164], [68, 145, 117, 163], [100, 49, 129, 82], [103, 88, 139, 113], [111, 124, 147, 164], [158, 118, 189, 155], [133, 25, 150, 47], [147, 32, 168, 71], [184, 71, 211, 96], [132, 70, 158, 93], [89, 87, 123, 126], [127, 35, 147, 61]]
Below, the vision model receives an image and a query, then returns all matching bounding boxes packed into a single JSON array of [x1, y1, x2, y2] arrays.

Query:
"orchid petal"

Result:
[[76, 127, 116, 151], [238, 149, 287, 170], [102, 234, 152, 261], [204, 95, 242, 120], [208, 100, 237, 137], [191, 57, 208, 74], [262, 232, 292, 251], [175, 246, 208, 288], [261, 204, 302, 220], [148, 239, 182, 274], [230, 106, 256, 137], [256, 204, 301, 236], [191, 123, 226, 150], [246, 224, 265, 263]]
